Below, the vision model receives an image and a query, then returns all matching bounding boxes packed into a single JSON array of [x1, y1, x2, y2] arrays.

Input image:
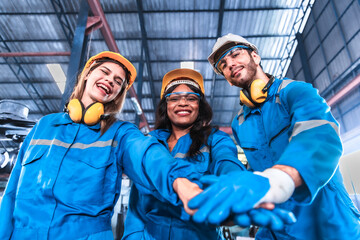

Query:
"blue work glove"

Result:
[[189, 169, 295, 225], [234, 208, 296, 231]]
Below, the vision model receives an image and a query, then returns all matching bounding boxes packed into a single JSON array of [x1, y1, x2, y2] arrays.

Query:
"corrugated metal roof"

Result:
[[1, 0, 347, 152]]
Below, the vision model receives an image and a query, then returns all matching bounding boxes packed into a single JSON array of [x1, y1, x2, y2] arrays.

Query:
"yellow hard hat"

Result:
[[160, 68, 205, 99], [82, 51, 137, 90]]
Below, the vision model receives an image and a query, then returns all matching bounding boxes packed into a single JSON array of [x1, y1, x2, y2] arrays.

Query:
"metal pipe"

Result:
[[327, 74, 360, 107], [0, 52, 70, 57]]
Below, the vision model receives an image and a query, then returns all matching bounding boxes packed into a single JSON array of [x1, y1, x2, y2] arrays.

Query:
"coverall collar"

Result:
[[239, 76, 279, 120], [52, 113, 101, 130]]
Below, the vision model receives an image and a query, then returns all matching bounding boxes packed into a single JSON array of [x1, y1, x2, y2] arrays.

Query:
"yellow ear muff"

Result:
[[249, 79, 268, 104], [67, 99, 84, 123], [239, 77, 274, 108], [67, 99, 104, 125], [83, 102, 104, 125], [240, 90, 256, 108]]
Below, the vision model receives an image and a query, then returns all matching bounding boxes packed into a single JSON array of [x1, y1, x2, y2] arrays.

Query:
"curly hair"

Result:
[[155, 84, 215, 160]]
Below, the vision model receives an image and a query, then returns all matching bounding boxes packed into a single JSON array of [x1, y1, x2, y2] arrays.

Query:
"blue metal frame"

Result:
[[295, 32, 313, 83], [60, 0, 89, 109], [50, 0, 74, 48], [135, 47, 145, 126], [136, 0, 157, 111], [210, 0, 225, 108], [277, 0, 315, 78]]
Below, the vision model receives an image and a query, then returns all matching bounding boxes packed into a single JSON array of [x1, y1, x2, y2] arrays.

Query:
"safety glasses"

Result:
[[165, 92, 200, 105], [215, 45, 251, 73]]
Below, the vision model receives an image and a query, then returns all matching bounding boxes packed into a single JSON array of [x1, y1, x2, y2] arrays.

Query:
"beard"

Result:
[[231, 56, 258, 88]]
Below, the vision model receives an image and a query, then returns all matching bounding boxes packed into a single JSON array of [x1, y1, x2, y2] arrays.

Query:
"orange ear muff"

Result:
[[66, 99, 104, 125]]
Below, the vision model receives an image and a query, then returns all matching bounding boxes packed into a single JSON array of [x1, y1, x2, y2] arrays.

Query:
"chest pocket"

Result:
[[265, 97, 291, 148], [17, 145, 49, 199], [58, 145, 115, 205], [76, 148, 113, 168]]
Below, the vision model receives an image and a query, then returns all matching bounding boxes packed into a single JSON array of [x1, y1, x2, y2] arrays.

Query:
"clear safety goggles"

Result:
[[165, 92, 200, 105], [215, 45, 251, 73]]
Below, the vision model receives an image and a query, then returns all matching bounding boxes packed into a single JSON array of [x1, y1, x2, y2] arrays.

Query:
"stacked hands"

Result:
[[183, 171, 297, 231]]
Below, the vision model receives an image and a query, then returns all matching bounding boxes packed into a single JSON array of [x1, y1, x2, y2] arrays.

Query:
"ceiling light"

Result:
[[180, 61, 194, 69], [47, 64, 66, 94]]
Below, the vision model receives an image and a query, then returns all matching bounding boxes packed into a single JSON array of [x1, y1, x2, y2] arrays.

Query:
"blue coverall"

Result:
[[0, 113, 201, 240], [122, 129, 246, 240], [232, 78, 360, 239]]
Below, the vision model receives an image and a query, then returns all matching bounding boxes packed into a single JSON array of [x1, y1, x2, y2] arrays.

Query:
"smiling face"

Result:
[[81, 62, 126, 108], [217, 48, 261, 88], [166, 84, 200, 130]]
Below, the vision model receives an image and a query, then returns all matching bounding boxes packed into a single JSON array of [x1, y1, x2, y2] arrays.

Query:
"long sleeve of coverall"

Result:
[[122, 129, 245, 240], [232, 79, 360, 240], [0, 126, 36, 239], [207, 130, 246, 176], [0, 117, 202, 240], [117, 123, 202, 205], [275, 81, 343, 204]]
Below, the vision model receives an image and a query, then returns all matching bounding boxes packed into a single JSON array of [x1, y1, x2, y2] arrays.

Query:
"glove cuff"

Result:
[[254, 168, 295, 205]]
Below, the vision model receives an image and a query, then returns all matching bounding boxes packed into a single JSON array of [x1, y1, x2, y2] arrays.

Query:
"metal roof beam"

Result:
[[3, 34, 290, 43], [0, 96, 62, 100], [295, 33, 313, 83], [276, 0, 315, 78], [0, 7, 299, 15], [0, 52, 70, 57], [0, 56, 279, 65], [50, 0, 74, 47], [0, 37, 51, 115], [61, 0, 89, 109], [136, 0, 157, 113], [210, 0, 225, 108], [135, 48, 145, 126], [0, 80, 61, 84]]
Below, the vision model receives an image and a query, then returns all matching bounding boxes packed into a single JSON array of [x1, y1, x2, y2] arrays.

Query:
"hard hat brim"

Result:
[[82, 51, 137, 90], [160, 68, 204, 99]]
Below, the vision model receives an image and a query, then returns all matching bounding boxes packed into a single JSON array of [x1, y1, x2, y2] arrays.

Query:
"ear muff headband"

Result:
[[240, 76, 274, 108], [67, 99, 105, 125]]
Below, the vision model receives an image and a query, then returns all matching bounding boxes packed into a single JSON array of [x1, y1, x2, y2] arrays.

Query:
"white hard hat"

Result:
[[208, 33, 258, 74]]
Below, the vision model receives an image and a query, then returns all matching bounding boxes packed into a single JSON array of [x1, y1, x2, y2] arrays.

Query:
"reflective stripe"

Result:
[[290, 120, 339, 141], [30, 139, 70, 148], [72, 140, 114, 149], [276, 80, 295, 104], [237, 114, 245, 125], [30, 139, 117, 149], [237, 108, 245, 125], [174, 146, 210, 159]]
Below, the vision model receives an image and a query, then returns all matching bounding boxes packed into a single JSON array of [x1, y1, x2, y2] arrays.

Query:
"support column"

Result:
[[60, 0, 89, 109]]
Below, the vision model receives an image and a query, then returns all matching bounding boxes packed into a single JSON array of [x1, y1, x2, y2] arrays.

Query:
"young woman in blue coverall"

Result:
[[189, 34, 360, 239], [0, 52, 203, 240], [122, 69, 296, 240]]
